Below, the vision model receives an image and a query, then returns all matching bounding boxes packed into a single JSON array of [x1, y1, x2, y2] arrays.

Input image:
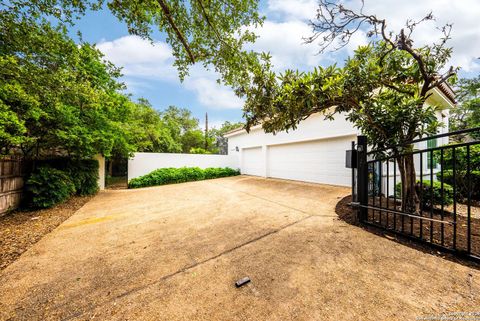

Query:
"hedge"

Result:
[[437, 170, 480, 201], [395, 180, 454, 208], [26, 167, 76, 209], [128, 167, 240, 188], [25, 158, 99, 209]]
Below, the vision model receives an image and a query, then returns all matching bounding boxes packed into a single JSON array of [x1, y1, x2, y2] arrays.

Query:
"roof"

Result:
[[224, 125, 249, 137], [437, 81, 456, 105]]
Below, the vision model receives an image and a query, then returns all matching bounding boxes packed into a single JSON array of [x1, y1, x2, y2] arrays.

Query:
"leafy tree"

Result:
[[161, 106, 214, 153], [450, 75, 480, 139], [210, 121, 243, 137], [0, 12, 136, 158], [2, 0, 264, 87], [189, 147, 211, 154], [242, 2, 457, 213], [127, 99, 182, 153], [1, 0, 265, 158], [208, 121, 243, 154]]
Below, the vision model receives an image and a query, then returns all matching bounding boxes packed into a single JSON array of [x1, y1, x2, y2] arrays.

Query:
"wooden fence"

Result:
[[0, 156, 24, 216]]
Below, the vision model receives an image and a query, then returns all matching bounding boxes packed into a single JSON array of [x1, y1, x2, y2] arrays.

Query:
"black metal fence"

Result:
[[354, 127, 480, 262]]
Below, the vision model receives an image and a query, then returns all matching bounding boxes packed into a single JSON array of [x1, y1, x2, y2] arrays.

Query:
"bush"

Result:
[[26, 167, 75, 209], [65, 160, 99, 196], [204, 167, 239, 179], [437, 170, 480, 201], [128, 167, 240, 188], [395, 180, 454, 208], [35, 158, 99, 196], [436, 144, 480, 172]]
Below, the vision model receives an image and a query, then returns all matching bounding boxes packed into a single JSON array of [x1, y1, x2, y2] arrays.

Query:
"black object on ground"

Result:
[[235, 277, 251, 288]]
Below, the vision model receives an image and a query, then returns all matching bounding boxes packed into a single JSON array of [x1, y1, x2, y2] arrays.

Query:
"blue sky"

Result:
[[69, 0, 480, 129]]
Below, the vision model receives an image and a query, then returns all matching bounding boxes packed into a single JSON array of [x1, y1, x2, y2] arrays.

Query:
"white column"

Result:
[[95, 154, 105, 190]]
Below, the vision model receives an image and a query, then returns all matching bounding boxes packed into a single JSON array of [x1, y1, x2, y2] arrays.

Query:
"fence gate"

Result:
[[0, 156, 24, 216], [353, 128, 480, 262]]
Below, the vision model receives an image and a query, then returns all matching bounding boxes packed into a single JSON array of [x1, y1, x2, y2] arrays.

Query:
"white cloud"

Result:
[[96, 0, 480, 113], [184, 77, 244, 110], [246, 20, 322, 70], [344, 0, 480, 72], [96, 35, 243, 109], [96, 35, 177, 81], [267, 0, 317, 21], [246, 3, 368, 72], [263, 0, 480, 73]]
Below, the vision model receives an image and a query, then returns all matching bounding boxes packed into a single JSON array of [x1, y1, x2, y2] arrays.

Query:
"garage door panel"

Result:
[[267, 136, 353, 186], [242, 147, 263, 176]]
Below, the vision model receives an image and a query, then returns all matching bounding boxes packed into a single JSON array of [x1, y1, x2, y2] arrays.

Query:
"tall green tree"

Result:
[[450, 75, 480, 139], [126, 99, 182, 153], [0, 12, 135, 158], [161, 106, 208, 153], [208, 121, 243, 154], [210, 121, 244, 137], [242, 2, 457, 213]]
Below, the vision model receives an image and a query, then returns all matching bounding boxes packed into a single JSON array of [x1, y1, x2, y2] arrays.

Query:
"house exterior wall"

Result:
[[381, 107, 451, 196], [226, 112, 358, 186], [127, 152, 239, 181], [226, 112, 357, 151], [226, 87, 454, 188]]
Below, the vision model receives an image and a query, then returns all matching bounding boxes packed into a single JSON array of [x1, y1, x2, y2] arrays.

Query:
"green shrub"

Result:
[[65, 160, 99, 195], [26, 167, 75, 209], [437, 170, 480, 201], [435, 144, 480, 172], [128, 167, 240, 188], [395, 180, 454, 208], [35, 158, 99, 196], [204, 167, 239, 179], [189, 147, 212, 154]]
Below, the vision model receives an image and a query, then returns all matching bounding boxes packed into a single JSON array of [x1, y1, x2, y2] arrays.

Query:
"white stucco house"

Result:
[[225, 84, 456, 187], [127, 84, 455, 189]]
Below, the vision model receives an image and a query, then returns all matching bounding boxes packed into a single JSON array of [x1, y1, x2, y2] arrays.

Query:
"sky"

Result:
[[70, 0, 480, 129]]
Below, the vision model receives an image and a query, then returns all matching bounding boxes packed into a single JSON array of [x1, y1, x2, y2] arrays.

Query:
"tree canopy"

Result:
[[243, 3, 456, 152], [1, 0, 256, 158], [0, 12, 132, 157], [450, 75, 480, 139], [3, 0, 264, 87]]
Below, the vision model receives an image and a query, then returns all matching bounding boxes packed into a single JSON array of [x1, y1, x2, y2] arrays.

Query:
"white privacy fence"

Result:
[[128, 152, 239, 181]]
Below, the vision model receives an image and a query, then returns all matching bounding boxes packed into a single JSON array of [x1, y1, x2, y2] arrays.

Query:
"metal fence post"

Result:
[[357, 136, 368, 221], [351, 141, 356, 203]]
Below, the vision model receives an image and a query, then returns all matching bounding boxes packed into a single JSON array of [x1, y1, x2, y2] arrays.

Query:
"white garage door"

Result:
[[267, 136, 354, 186], [241, 147, 263, 176]]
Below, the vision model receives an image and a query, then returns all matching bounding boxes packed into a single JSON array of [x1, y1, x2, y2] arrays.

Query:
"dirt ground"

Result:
[[0, 196, 93, 271], [0, 176, 479, 321]]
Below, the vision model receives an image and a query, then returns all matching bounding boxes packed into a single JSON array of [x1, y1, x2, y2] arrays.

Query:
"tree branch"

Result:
[[155, 0, 195, 63], [196, 0, 224, 44]]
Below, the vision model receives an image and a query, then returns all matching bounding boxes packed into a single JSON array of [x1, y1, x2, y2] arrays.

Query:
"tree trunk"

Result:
[[107, 159, 113, 177], [396, 152, 420, 214]]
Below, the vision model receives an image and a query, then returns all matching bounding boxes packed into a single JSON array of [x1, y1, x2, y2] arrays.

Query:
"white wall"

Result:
[[226, 112, 357, 152], [128, 152, 239, 181], [225, 113, 358, 186]]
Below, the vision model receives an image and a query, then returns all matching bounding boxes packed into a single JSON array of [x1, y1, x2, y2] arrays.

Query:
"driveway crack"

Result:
[[63, 214, 317, 320]]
